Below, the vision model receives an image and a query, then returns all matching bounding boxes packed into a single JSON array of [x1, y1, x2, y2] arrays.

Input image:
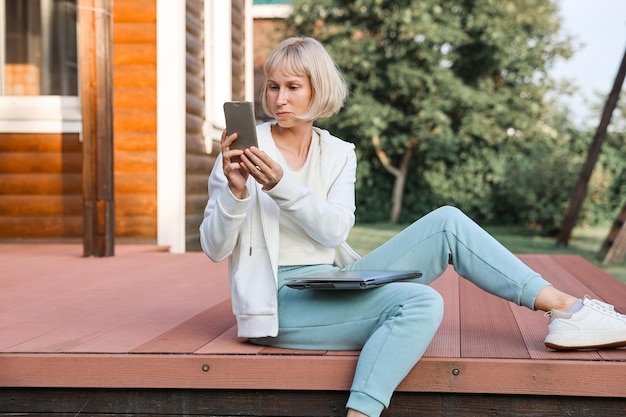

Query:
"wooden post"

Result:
[[78, 0, 115, 257], [556, 47, 626, 246]]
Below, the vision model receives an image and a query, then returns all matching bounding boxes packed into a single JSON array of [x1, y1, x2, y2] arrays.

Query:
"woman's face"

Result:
[[265, 66, 312, 128]]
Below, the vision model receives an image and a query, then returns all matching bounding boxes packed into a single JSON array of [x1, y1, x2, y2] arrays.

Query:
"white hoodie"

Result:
[[200, 122, 358, 338]]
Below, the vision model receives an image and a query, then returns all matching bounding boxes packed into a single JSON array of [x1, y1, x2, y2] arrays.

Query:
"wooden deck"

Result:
[[1, 243, 626, 416]]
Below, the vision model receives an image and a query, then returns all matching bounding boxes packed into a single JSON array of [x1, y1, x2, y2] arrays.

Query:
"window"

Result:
[[2, 0, 77, 95], [0, 0, 80, 133]]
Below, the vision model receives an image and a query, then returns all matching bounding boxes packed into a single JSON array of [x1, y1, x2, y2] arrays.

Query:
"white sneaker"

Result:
[[544, 296, 626, 350]]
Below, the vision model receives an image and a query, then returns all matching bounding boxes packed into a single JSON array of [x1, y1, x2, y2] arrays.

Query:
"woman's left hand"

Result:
[[240, 147, 283, 191]]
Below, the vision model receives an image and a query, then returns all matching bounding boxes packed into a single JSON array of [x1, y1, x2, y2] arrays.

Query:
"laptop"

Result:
[[285, 270, 422, 290]]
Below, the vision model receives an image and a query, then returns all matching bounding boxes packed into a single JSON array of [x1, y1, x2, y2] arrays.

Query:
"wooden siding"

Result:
[[185, 0, 214, 251], [0, 133, 82, 238], [232, 0, 247, 101], [112, 0, 158, 239]]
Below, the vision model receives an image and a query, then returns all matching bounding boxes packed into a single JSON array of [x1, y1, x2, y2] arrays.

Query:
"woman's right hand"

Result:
[[221, 129, 249, 199]]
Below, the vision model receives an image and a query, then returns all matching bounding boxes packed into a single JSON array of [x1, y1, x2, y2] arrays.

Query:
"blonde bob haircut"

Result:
[[261, 36, 348, 121]]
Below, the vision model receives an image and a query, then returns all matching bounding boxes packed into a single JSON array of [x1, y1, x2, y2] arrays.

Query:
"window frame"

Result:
[[0, 0, 6, 95], [0, 0, 81, 134]]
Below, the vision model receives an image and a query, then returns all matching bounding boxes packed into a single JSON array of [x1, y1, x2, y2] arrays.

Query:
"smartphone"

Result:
[[223, 101, 258, 162]]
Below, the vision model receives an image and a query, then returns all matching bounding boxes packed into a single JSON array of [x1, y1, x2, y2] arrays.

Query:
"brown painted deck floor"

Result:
[[1, 243, 626, 416]]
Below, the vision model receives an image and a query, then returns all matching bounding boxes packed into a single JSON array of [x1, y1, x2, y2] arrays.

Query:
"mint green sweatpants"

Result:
[[251, 206, 551, 417]]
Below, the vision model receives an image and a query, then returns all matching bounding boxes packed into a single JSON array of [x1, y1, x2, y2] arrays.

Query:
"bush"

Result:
[[491, 140, 580, 234], [348, 122, 625, 232]]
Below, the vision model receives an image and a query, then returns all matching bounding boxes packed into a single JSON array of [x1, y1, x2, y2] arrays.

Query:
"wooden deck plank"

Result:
[[397, 357, 626, 397], [132, 299, 235, 353], [326, 350, 360, 357], [259, 346, 330, 355], [459, 279, 530, 359], [0, 353, 358, 391], [423, 267, 460, 358], [551, 254, 626, 311], [520, 254, 601, 300], [2, 353, 625, 397], [74, 258, 230, 353], [195, 325, 266, 354]]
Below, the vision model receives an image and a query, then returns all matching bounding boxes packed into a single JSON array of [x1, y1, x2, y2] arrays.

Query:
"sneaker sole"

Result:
[[545, 339, 626, 350]]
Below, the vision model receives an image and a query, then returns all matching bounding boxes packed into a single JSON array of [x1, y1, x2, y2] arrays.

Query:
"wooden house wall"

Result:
[[0, 2, 158, 242], [0, 1, 160, 242], [185, 0, 215, 251], [231, 0, 246, 101], [112, 0, 158, 240], [0, 0, 232, 248], [0, 133, 82, 239]]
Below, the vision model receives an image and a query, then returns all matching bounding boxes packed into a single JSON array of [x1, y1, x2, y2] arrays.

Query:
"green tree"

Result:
[[286, 0, 572, 223]]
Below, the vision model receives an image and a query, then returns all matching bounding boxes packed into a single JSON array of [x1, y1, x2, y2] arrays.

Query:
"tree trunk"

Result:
[[371, 135, 420, 223], [556, 46, 626, 246], [597, 200, 626, 264]]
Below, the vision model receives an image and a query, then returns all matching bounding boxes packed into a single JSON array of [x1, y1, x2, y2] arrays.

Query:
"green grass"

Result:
[[347, 223, 626, 285]]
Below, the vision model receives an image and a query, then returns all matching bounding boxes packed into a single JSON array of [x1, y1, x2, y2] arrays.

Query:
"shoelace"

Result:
[[586, 297, 626, 319]]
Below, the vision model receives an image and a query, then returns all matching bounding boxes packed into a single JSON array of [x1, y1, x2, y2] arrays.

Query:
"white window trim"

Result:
[[203, 0, 252, 148], [204, 0, 233, 151], [0, 96, 82, 133], [245, 0, 254, 101], [0, 0, 5, 93], [156, 0, 187, 253], [252, 4, 292, 19]]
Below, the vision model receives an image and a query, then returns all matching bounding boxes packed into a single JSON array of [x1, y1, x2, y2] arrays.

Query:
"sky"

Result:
[[550, 0, 626, 128]]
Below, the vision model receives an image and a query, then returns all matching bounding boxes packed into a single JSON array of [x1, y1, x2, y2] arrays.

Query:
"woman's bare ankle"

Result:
[[534, 286, 579, 312], [346, 408, 369, 417]]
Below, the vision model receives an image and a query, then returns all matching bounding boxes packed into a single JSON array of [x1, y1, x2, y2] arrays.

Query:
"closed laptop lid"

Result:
[[284, 270, 422, 290]]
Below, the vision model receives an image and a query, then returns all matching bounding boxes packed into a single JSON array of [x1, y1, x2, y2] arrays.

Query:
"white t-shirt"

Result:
[[276, 131, 335, 266]]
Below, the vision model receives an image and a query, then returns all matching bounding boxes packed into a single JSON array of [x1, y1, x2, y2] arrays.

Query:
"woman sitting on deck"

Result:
[[200, 36, 626, 417]]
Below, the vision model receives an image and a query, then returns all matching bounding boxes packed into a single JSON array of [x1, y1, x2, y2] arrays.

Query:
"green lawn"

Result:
[[347, 223, 626, 285]]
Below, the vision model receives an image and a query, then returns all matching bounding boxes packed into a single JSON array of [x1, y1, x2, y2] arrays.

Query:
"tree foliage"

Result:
[[284, 0, 622, 231], [287, 0, 626, 233]]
